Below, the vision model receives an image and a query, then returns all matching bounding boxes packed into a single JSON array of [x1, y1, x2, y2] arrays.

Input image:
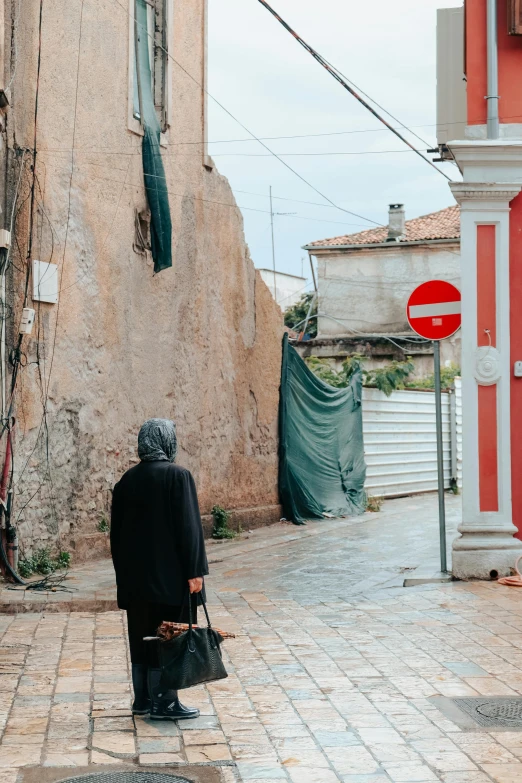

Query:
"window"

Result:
[[130, 0, 170, 135]]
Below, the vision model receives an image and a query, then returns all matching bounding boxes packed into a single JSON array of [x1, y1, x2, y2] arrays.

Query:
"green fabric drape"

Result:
[[279, 334, 367, 524], [135, 0, 172, 273]]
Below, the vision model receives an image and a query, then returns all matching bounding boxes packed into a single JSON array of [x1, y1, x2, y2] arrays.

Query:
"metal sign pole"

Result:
[[433, 340, 447, 573]]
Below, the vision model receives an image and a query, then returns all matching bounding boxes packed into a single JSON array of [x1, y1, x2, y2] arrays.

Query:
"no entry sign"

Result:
[[407, 280, 461, 341]]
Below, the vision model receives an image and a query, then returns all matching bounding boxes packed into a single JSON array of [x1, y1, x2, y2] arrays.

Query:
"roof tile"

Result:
[[307, 205, 460, 248]]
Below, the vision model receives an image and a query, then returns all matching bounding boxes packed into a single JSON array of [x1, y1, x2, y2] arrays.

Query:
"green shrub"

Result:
[[97, 517, 110, 533], [18, 547, 72, 578], [211, 505, 237, 540], [306, 355, 415, 397], [32, 548, 56, 575], [406, 362, 461, 390], [57, 551, 71, 569], [284, 293, 317, 338], [18, 557, 35, 579], [366, 496, 383, 513]]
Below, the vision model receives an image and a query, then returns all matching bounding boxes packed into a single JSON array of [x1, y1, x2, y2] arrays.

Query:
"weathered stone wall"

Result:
[[5, 0, 282, 558]]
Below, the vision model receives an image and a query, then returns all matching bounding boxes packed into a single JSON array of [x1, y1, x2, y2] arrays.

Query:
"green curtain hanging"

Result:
[[279, 334, 367, 524], [135, 0, 172, 273]]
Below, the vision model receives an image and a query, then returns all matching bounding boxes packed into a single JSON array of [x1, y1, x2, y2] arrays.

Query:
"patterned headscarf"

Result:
[[138, 418, 177, 462]]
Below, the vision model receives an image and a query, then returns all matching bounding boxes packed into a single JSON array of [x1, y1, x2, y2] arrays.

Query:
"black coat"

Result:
[[110, 461, 209, 610]]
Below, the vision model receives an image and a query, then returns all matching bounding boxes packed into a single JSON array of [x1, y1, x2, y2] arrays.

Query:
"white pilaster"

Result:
[[448, 140, 522, 579]]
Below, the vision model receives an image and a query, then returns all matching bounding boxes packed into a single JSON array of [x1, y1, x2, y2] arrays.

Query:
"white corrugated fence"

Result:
[[363, 386, 458, 498], [454, 377, 462, 490]]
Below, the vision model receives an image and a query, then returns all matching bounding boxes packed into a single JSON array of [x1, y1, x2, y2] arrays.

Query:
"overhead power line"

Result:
[[37, 146, 441, 158], [255, 0, 452, 182], [107, 0, 383, 228], [40, 160, 371, 229], [210, 149, 435, 157]]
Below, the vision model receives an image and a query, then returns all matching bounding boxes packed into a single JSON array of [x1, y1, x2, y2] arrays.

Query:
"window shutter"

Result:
[[508, 0, 522, 34]]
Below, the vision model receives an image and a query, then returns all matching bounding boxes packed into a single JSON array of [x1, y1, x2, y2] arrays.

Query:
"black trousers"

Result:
[[127, 598, 198, 667]]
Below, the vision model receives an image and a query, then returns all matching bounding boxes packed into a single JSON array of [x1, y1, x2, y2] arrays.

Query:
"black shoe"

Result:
[[150, 696, 200, 721], [148, 668, 199, 721], [131, 663, 151, 715]]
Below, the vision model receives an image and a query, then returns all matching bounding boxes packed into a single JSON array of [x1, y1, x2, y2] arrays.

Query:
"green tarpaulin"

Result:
[[279, 334, 367, 524], [135, 0, 172, 273]]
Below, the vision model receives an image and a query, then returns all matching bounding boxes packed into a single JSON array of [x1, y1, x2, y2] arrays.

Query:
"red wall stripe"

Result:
[[477, 225, 499, 513], [477, 225, 497, 347], [510, 194, 522, 537], [478, 386, 499, 512]]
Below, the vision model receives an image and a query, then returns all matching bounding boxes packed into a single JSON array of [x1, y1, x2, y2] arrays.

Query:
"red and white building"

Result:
[[445, 0, 522, 578]]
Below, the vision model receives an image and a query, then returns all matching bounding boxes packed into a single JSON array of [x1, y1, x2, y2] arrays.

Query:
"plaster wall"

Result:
[[313, 243, 461, 368], [5, 0, 283, 556], [317, 244, 460, 322], [315, 243, 461, 335]]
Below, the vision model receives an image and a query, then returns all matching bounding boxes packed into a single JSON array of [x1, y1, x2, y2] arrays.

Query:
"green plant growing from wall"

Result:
[[57, 551, 71, 569], [98, 516, 110, 533], [366, 495, 383, 513], [211, 505, 237, 540], [17, 559, 34, 579], [284, 292, 317, 338], [18, 547, 72, 578], [406, 362, 461, 390], [306, 355, 415, 397]]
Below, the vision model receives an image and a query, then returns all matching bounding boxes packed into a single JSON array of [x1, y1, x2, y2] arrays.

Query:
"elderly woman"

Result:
[[110, 418, 208, 720]]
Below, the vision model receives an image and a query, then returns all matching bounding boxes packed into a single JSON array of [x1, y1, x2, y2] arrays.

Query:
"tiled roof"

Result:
[[306, 205, 460, 248]]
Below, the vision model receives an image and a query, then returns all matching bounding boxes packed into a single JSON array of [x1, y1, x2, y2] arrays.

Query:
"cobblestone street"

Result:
[[5, 494, 522, 782]]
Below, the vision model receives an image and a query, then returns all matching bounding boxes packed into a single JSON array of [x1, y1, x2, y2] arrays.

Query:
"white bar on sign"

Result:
[[409, 301, 461, 319]]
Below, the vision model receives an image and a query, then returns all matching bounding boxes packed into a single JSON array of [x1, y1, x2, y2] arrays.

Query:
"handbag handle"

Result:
[[182, 584, 214, 652], [187, 593, 195, 652], [179, 584, 212, 627]]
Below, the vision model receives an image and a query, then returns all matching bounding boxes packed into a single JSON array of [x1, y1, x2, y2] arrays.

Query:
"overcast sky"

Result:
[[207, 0, 463, 295]]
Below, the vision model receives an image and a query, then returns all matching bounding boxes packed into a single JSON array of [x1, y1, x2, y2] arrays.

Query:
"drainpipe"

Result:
[[486, 0, 499, 139]]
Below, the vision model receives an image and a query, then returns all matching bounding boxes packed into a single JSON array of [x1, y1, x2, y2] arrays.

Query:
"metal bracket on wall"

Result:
[[508, 0, 522, 34]]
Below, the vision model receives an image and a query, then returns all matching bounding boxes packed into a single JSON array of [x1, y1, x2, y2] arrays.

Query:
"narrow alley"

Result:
[[2, 495, 522, 783]]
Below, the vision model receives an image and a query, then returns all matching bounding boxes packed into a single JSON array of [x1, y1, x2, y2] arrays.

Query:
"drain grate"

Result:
[[453, 697, 522, 728], [56, 775, 190, 783]]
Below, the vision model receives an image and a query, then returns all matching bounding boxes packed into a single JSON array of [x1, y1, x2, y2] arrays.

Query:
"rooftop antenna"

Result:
[[269, 185, 295, 303]]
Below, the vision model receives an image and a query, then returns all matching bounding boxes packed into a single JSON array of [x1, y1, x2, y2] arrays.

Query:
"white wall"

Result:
[[259, 269, 307, 310], [315, 243, 461, 336]]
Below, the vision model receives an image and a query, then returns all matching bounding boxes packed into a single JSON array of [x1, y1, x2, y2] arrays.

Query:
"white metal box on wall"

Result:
[[437, 7, 467, 145], [33, 260, 58, 304]]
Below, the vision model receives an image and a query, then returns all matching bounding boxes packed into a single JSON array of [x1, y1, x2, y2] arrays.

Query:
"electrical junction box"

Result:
[[515, 361, 522, 377], [33, 260, 58, 304], [19, 308, 35, 335]]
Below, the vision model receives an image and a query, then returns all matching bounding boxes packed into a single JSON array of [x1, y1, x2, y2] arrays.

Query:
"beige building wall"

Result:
[[4, 0, 282, 557], [312, 242, 462, 370]]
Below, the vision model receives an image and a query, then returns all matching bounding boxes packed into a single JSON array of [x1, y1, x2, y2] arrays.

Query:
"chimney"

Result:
[[387, 203, 405, 241]]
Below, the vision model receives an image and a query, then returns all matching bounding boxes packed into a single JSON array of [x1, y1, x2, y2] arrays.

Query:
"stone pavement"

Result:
[[5, 494, 522, 782]]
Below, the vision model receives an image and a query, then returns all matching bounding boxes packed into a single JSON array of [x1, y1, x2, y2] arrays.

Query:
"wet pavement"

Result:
[[4, 494, 522, 782]]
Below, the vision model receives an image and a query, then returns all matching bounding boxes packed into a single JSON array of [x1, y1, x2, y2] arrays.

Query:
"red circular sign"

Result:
[[407, 280, 461, 340]]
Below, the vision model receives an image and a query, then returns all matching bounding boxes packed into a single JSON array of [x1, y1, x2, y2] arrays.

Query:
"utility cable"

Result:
[[255, 0, 451, 182], [38, 160, 373, 229], [38, 0, 85, 452], [27, 0, 45, 264], [27, 112, 522, 150], [107, 0, 383, 227], [37, 146, 437, 158]]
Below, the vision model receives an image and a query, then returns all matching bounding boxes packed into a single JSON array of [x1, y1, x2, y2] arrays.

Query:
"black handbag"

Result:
[[158, 594, 228, 691]]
